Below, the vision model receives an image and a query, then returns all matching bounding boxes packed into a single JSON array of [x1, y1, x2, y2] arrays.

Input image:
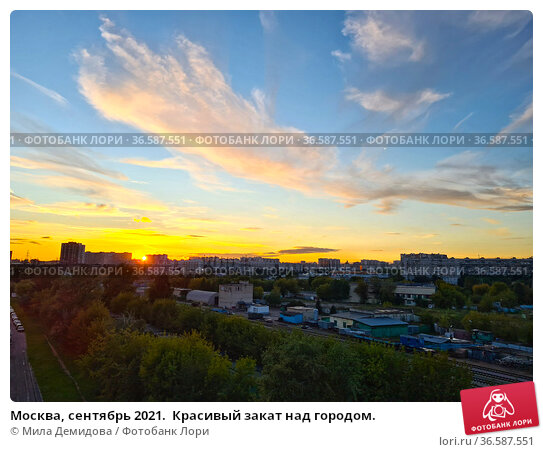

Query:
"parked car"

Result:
[[16, 325, 25, 332]]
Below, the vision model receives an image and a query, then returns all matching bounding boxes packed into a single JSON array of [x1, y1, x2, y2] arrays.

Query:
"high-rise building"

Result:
[[84, 251, 132, 265], [144, 254, 168, 265], [60, 242, 85, 264], [318, 258, 341, 268]]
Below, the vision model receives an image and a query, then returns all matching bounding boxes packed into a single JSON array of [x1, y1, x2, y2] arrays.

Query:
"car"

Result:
[[16, 325, 25, 332], [301, 325, 310, 330], [14, 321, 22, 327]]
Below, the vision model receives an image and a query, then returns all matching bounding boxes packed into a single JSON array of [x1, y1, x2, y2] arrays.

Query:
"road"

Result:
[[10, 320, 43, 402]]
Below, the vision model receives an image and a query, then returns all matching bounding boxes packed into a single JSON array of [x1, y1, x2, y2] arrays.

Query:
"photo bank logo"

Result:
[[461, 382, 539, 435]]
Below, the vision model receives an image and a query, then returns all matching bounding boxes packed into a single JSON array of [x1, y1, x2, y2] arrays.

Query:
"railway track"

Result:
[[469, 363, 531, 387]]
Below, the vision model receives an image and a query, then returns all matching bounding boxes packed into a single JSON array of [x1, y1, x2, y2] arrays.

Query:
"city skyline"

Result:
[[10, 239, 533, 265], [10, 11, 533, 262]]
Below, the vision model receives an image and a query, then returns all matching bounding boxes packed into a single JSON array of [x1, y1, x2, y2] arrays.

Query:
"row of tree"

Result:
[[14, 275, 473, 401]]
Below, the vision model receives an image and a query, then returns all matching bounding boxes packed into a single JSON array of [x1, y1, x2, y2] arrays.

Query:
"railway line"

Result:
[[256, 319, 533, 388]]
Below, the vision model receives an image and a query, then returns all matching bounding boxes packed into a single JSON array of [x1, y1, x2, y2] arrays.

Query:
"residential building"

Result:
[[60, 242, 85, 264], [84, 251, 132, 265]]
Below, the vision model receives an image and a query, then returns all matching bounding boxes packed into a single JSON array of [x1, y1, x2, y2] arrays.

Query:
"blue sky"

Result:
[[10, 11, 533, 261]]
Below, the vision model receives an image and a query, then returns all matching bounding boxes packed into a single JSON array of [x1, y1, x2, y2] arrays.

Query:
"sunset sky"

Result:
[[10, 11, 533, 262]]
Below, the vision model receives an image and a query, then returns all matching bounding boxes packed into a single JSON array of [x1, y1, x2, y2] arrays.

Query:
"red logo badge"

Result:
[[461, 382, 539, 435]]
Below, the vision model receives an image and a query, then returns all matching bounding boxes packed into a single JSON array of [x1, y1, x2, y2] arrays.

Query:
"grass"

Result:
[[11, 301, 83, 402]]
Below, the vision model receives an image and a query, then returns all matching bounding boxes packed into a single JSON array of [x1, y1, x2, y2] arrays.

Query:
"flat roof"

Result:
[[358, 317, 408, 327], [394, 285, 436, 295], [329, 312, 371, 321]]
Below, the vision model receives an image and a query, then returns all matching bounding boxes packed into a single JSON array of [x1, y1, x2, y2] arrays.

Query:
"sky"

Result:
[[10, 10, 533, 262]]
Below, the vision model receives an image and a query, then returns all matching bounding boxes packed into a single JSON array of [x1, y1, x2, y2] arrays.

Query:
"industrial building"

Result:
[[394, 285, 436, 306], [288, 306, 318, 323], [186, 290, 219, 306], [218, 281, 253, 308], [328, 312, 408, 337], [356, 317, 408, 338], [329, 312, 370, 329]]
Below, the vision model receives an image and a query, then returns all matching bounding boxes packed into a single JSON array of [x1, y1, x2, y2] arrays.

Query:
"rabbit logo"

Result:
[[482, 389, 515, 422]]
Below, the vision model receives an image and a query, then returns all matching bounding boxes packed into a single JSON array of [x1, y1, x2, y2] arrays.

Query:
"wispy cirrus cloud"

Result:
[[74, 17, 532, 215], [342, 12, 424, 63], [259, 11, 277, 32], [345, 87, 451, 120], [454, 112, 474, 130], [500, 101, 532, 133], [11, 72, 68, 106], [467, 10, 531, 34]]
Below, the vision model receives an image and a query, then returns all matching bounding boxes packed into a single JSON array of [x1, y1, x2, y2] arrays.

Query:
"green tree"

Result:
[[66, 300, 113, 356], [110, 291, 138, 314], [224, 357, 258, 401], [354, 280, 369, 303], [148, 274, 172, 302], [253, 286, 264, 300], [80, 330, 153, 401], [265, 288, 282, 306], [139, 332, 231, 401], [260, 332, 334, 401], [274, 278, 300, 296], [378, 280, 396, 304]]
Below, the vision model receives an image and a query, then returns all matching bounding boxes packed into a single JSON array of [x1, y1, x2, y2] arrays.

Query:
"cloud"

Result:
[[342, 12, 424, 63], [415, 233, 439, 239], [78, 17, 336, 199], [134, 217, 152, 223], [450, 223, 465, 227], [11, 72, 68, 106], [331, 49, 351, 63], [75, 17, 531, 215], [11, 237, 41, 245], [240, 227, 263, 231], [259, 11, 277, 32], [482, 218, 500, 225], [454, 112, 474, 130], [488, 227, 511, 237], [345, 88, 451, 120], [10, 191, 33, 207], [500, 102, 532, 133], [10, 194, 127, 218], [467, 11, 531, 33], [11, 152, 125, 181], [276, 246, 340, 255]]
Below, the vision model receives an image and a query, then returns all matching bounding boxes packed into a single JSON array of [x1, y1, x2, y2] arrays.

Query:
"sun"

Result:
[[141, 255, 147, 261]]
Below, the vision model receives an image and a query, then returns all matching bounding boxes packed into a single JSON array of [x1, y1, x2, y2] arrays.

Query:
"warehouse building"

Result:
[[356, 317, 408, 338], [394, 284, 436, 306], [186, 290, 218, 306], [329, 312, 371, 329]]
